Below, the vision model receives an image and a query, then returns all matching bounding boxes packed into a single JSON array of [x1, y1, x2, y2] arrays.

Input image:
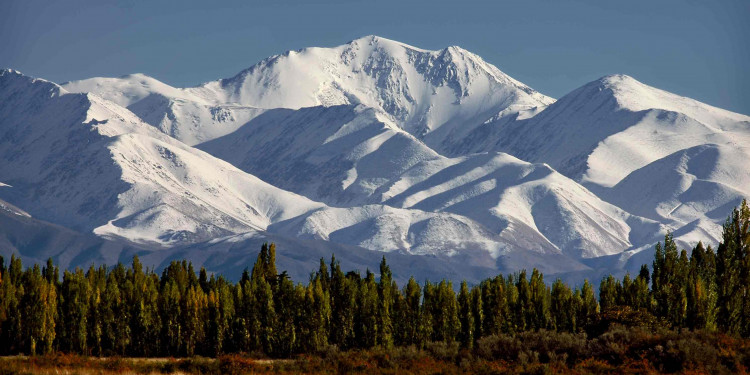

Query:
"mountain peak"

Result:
[[201, 36, 553, 127], [0, 68, 66, 97], [119, 72, 156, 80], [598, 73, 637, 84], [345, 35, 430, 53], [576, 74, 749, 122], [1, 68, 21, 76], [594, 74, 650, 94]]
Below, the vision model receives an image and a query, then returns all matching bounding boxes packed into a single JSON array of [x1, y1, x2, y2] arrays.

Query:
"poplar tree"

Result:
[[377, 257, 394, 348], [421, 281, 435, 344], [0, 258, 20, 354], [686, 243, 717, 331], [161, 279, 182, 355], [329, 255, 356, 348], [60, 269, 90, 354], [457, 281, 473, 348], [22, 265, 57, 355], [529, 269, 550, 330], [357, 270, 378, 348], [716, 200, 750, 335], [515, 271, 531, 331], [470, 285, 483, 344], [599, 275, 619, 311], [551, 278, 574, 332], [577, 280, 598, 331], [302, 278, 329, 352], [274, 272, 297, 356], [480, 276, 506, 336], [434, 280, 459, 343], [400, 277, 421, 346], [254, 273, 276, 354]]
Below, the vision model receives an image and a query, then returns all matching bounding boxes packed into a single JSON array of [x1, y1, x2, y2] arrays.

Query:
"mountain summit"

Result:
[[64, 36, 553, 151]]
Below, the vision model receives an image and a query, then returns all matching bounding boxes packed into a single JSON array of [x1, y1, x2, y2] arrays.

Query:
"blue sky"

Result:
[[2, 0, 748, 114]]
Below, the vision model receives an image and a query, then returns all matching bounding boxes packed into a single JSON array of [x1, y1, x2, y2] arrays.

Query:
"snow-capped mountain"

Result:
[[459, 74, 750, 246], [62, 73, 267, 146], [63, 36, 553, 152], [199, 104, 662, 260], [0, 69, 590, 275], [2, 36, 748, 281], [0, 69, 323, 246]]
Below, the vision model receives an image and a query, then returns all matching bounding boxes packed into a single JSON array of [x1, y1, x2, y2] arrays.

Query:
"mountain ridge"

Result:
[[2, 37, 748, 282]]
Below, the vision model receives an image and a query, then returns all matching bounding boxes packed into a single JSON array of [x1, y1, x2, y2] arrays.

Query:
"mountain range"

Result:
[[2, 35, 748, 283]]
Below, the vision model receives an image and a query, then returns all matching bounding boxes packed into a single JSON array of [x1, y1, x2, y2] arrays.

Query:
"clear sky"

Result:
[[2, 0, 748, 114]]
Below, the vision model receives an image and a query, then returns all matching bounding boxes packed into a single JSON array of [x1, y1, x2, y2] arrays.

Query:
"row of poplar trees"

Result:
[[0, 201, 748, 357]]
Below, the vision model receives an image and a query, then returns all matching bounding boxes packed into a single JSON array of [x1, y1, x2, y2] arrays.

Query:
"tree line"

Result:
[[0, 201, 748, 357]]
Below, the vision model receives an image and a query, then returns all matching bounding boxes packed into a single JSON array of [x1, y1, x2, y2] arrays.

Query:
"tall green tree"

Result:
[[21, 265, 57, 355], [59, 268, 90, 354], [716, 200, 750, 335], [433, 280, 459, 343], [551, 279, 574, 332], [686, 243, 717, 331], [480, 276, 507, 336], [457, 281, 473, 348], [356, 270, 378, 348], [376, 257, 394, 348], [599, 275, 619, 311], [529, 269, 550, 330], [329, 255, 356, 348], [274, 272, 297, 356], [576, 280, 598, 331], [421, 281, 436, 345], [470, 285, 483, 345], [399, 277, 421, 346], [652, 233, 688, 326]]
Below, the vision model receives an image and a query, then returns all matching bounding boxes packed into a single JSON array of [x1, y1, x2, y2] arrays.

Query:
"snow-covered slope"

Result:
[[463, 74, 750, 246], [200, 103, 662, 261], [0, 69, 323, 246], [602, 143, 750, 244], [0, 204, 505, 285], [195, 35, 554, 150], [200, 104, 441, 205], [63, 36, 553, 152], [480, 75, 750, 186], [62, 73, 266, 145], [1, 69, 592, 274]]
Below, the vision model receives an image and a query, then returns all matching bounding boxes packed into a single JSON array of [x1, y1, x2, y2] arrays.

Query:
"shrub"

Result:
[[517, 331, 587, 364], [218, 355, 255, 375], [476, 334, 522, 361], [425, 341, 459, 361]]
